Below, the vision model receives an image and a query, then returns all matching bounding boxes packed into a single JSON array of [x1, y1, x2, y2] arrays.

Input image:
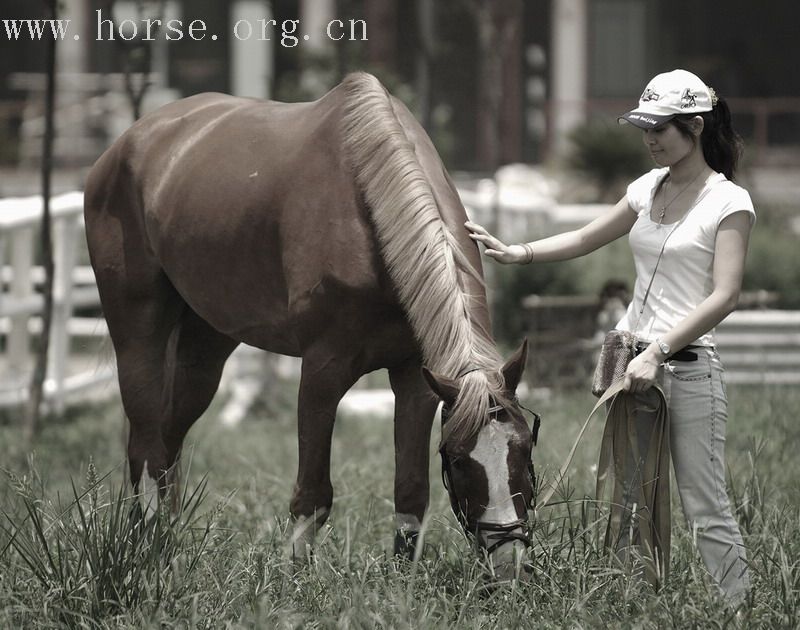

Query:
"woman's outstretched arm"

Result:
[[465, 195, 639, 264]]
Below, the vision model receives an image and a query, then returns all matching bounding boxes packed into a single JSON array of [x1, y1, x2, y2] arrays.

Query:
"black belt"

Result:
[[635, 342, 702, 362]]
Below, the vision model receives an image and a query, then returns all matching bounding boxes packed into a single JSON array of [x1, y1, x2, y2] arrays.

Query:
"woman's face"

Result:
[[642, 122, 697, 167]]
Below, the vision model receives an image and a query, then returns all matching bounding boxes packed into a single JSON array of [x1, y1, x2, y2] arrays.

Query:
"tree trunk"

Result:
[[415, 0, 435, 131], [106, 0, 164, 121], [25, 0, 58, 442], [473, 0, 523, 171], [365, 0, 397, 71]]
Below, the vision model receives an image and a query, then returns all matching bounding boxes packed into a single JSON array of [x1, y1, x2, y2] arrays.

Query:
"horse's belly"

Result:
[[157, 221, 300, 353]]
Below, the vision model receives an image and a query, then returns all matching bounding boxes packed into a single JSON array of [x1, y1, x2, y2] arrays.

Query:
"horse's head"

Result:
[[422, 340, 540, 579]]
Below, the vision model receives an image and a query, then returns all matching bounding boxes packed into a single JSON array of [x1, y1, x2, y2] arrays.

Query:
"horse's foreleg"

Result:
[[290, 348, 359, 561], [389, 360, 438, 560]]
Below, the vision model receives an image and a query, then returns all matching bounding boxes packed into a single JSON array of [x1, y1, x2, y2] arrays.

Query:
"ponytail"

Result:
[[673, 96, 743, 180]]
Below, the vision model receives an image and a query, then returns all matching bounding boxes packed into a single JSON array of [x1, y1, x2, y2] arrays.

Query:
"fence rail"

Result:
[[0, 191, 115, 411], [715, 310, 800, 384]]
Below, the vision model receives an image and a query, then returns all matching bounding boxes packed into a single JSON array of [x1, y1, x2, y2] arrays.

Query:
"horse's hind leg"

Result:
[[86, 166, 236, 511], [108, 283, 236, 512], [102, 271, 185, 507], [92, 248, 235, 510], [159, 307, 238, 509], [389, 359, 438, 559]]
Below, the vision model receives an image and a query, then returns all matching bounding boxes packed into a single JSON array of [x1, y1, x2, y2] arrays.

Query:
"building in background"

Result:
[[1, 0, 798, 173]]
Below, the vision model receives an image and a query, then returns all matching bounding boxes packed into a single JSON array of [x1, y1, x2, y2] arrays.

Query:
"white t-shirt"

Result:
[[615, 167, 756, 347]]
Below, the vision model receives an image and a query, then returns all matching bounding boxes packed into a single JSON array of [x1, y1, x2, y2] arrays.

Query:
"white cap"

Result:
[[619, 69, 716, 129]]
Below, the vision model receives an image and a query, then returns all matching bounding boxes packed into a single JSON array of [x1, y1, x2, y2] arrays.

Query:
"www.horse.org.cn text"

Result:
[[2, 12, 368, 47]]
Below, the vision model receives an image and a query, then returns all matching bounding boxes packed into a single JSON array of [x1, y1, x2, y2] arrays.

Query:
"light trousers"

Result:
[[623, 346, 751, 605]]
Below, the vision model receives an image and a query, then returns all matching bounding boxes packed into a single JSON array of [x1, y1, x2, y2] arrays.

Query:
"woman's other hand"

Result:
[[623, 350, 661, 393], [465, 221, 527, 264]]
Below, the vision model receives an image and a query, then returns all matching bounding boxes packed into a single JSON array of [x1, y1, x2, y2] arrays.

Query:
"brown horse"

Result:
[[84, 72, 537, 573]]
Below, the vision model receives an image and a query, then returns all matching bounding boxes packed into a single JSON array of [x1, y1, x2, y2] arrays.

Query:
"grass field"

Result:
[[1, 383, 798, 628]]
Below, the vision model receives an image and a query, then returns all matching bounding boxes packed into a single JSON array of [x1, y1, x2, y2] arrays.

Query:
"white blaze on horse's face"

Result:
[[469, 420, 529, 569], [470, 421, 519, 524]]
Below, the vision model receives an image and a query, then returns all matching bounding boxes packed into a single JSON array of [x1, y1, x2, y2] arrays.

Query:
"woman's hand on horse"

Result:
[[622, 351, 660, 394], [465, 222, 526, 264]]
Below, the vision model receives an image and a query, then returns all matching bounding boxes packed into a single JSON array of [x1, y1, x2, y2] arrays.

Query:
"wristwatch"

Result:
[[654, 338, 670, 357]]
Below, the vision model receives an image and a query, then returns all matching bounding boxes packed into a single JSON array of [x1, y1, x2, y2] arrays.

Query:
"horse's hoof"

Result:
[[393, 529, 420, 560], [287, 510, 328, 566], [479, 536, 535, 584], [290, 542, 314, 569]]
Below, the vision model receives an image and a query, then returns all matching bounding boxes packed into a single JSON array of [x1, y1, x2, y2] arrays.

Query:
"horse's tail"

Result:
[[340, 72, 504, 443]]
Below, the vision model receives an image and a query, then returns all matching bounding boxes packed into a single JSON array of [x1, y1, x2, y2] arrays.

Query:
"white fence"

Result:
[[0, 191, 114, 411], [716, 310, 800, 385]]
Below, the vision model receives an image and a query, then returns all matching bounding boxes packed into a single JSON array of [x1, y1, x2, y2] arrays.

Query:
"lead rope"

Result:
[[533, 381, 671, 584], [534, 379, 625, 511], [596, 385, 671, 586]]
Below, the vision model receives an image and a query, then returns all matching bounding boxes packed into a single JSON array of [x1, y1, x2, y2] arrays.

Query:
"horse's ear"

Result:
[[501, 339, 529, 394], [421, 367, 459, 406]]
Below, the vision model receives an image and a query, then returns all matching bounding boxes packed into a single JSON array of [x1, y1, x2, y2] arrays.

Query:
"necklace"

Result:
[[656, 169, 707, 228]]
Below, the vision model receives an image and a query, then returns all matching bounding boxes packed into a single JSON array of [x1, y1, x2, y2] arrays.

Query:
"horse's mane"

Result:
[[340, 72, 508, 445]]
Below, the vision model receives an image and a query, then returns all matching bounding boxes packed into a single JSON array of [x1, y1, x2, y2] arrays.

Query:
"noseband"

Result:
[[439, 399, 541, 555]]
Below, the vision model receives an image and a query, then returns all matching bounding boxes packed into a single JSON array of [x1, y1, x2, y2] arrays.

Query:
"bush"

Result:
[[491, 259, 581, 345], [567, 120, 651, 201], [490, 239, 636, 346], [742, 207, 800, 308]]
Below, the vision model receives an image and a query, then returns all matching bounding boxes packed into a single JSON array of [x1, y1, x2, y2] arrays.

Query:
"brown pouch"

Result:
[[591, 330, 637, 397]]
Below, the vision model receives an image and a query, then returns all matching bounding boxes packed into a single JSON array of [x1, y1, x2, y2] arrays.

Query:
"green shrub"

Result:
[[490, 239, 635, 346], [743, 216, 800, 308], [567, 120, 652, 201], [491, 259, 581, 344]]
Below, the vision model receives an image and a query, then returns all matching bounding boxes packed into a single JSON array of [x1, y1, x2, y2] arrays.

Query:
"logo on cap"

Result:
[[680, 89, 697, 109], [629, 113, 659, 125], [641, 88, 660, 102]]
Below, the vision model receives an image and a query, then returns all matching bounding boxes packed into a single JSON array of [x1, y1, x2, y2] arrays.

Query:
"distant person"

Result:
[[595, 280, 630, 344], [466, 69, 753, 608]]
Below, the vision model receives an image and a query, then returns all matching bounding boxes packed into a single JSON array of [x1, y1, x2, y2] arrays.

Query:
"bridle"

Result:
[[439, 398, 541, 555]]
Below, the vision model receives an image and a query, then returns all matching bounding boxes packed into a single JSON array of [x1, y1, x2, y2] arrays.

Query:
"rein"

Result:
[[439, 399, 541, 554], [534, 379, 625, 510]]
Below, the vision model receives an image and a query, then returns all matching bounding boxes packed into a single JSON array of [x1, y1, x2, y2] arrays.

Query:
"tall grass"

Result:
[[1, 386, 798, 628], [0, 457, 227, 627]]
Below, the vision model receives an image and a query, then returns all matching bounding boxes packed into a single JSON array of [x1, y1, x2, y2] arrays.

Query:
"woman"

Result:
[[466, 69, 752, 606]]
